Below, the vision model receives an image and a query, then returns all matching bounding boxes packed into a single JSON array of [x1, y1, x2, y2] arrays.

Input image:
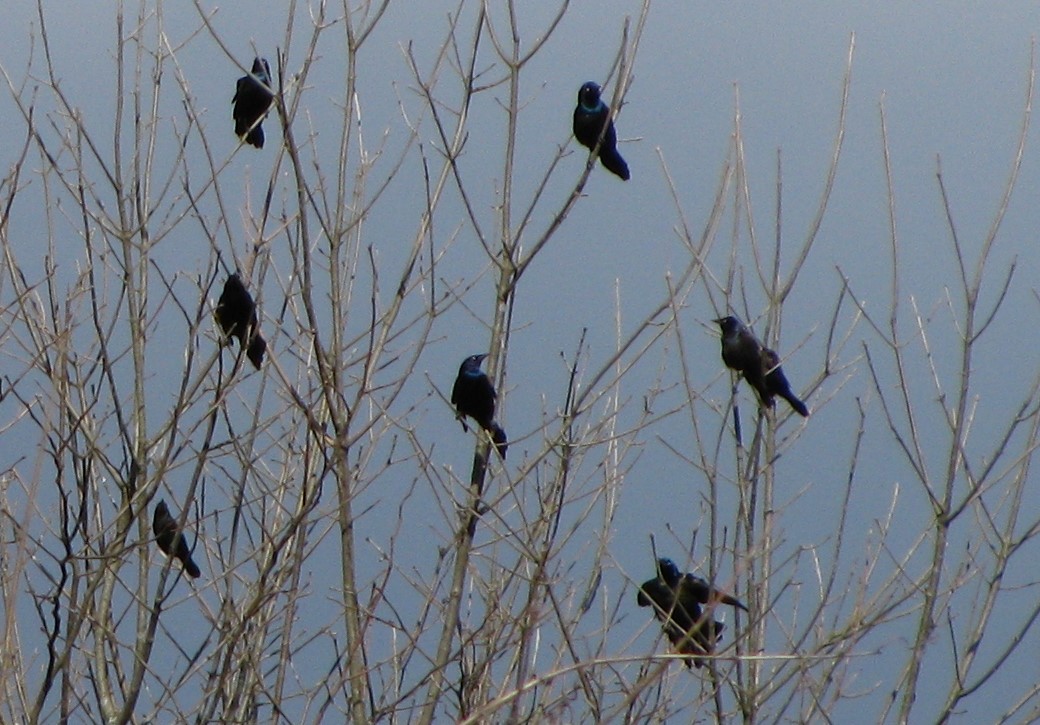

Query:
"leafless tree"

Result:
[[1, 3, 1038, 724]]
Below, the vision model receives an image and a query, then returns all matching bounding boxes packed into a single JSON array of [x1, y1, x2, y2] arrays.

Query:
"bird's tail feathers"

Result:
[[718, 593, 749, 612], [600, 149, 630, 181], [246, 126, 265, 149], [183, 557, 202, 579], [782, 391, 809, 417], [489, 423, 508, 459]]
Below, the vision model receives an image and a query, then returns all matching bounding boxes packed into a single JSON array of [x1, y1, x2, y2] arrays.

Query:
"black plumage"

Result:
[[637, 557, 747, 669], [215, 274, 267, 369], [153, 500, 201, 579], [572, 81, 630, 181], [714, 316, 809, 417], [232, 57, 274, 149], [451, 353, 507, 458]]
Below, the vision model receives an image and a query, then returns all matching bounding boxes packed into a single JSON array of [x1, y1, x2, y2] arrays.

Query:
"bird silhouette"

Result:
[[714, 316, 809, 417], [451, 353, 507, 458], [233, 57, 274, 148], [152, 500, 201, 579], [215, 273, 267, 369], [637, 557, 747, 668], [573, 81, 630, 181]]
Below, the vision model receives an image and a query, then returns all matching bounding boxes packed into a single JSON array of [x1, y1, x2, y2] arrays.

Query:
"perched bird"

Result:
[[152, 500, 201, 579], [637, 557, 747, 669], [572, 81, 630, 181], [714, 316, 809, 417], [232, 57, 274, 148], [215, 273, 267, 369], [451, 353, 507, 458]]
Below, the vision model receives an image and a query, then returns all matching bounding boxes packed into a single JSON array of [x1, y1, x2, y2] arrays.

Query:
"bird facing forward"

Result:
[[232, 57, 274, 149], [152, 500, 201, 579], [572, 81, 630, 181], [451, 353, 507, 458], [215, 273, 267, 369], [637, 557, 747, 668], [714, 316, 809, 417]]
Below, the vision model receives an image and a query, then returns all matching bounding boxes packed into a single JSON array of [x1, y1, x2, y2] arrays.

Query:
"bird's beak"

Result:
[[712, 318, 724, 324]]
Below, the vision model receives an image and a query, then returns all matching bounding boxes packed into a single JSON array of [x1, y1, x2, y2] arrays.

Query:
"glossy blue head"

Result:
[[460, 353, 488, 376], [252, 57, 271, 86], [577, 81, 603, 111], [714, 316, 745, 336], [656, 557, 682, 586]]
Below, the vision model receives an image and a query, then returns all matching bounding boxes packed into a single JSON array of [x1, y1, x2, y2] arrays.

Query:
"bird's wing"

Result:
[[680, 574, 711, 603], [233, 76, 247, 104], [683, 574, 749, 611], [636, 578, 672, 610]]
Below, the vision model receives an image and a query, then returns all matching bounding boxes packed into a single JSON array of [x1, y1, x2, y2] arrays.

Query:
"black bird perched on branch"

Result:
[[152, 500, 201, 579], [714, 316, 809, 417], [573, 81, 630, 181], [637, 557, 747, 669], [232, 57, 274, 148], [215, 273, 267, 369], [451, 353, 507, 458]]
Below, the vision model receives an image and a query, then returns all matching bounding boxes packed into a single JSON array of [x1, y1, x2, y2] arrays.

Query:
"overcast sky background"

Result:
[[3, 1, 1040, 721]]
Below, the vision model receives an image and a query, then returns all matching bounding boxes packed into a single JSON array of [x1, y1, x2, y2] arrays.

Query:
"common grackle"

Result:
[[714, 316, 809, 417], [153, 500, 201, 579], [573, 81, 630, 181], [451, 353, 507, 458], [637, 557, 747, 669], [215, 273, 267, 369], [233, 57, 274, 149]]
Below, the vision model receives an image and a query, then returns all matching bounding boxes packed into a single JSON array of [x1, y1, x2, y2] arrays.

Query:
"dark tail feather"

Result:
[[247, 335, 267, 369], [183, 556, 202, 579], [781, 390, 809, 417], [246, 125, 265, 149], [719, 593, 749, 612], [600, 148, 630, 180], [490, 423, 508, 459]]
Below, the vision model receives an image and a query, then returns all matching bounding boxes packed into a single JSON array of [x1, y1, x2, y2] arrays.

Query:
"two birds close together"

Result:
[[637, 557, 747, 669]]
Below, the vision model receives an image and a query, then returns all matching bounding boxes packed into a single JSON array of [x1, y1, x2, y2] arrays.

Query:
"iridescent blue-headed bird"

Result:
[[637, 557, 746, 668], [573, 81, 630, 181], [451, 354, 507, 458], [714, 316, 809, 417], [233, 57, 274, 149]]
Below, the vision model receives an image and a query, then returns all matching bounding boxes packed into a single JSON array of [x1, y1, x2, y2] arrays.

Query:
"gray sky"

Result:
[[3, 1, 1040, 720]]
